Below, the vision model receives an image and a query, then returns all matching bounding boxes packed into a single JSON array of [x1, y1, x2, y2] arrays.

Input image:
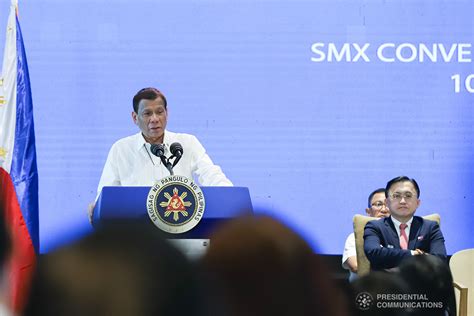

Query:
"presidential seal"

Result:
[[147, 175, 205, 234]]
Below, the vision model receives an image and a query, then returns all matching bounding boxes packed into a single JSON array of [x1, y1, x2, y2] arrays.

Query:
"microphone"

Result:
[[170, 142, 183, 158], [170, 142, 183, 167], [150, 144, 165, 157]]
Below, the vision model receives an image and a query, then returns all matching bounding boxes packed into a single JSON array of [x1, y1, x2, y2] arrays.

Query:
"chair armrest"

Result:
[[453, 281, 468, 316]]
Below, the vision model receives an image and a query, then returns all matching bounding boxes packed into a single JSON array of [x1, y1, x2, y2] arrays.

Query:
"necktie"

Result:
[[399, 223, 408, 250]]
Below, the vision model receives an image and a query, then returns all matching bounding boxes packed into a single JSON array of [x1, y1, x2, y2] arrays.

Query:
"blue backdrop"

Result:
[[1, 0, 473, 254]]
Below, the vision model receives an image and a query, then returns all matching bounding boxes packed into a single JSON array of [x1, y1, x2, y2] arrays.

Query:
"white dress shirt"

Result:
[[97, 131, 233, 195], [342, 232, 357, 281]]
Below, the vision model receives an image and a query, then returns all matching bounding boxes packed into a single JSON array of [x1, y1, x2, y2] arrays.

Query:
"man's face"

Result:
[[366, 192, 390, 218], [132, 97, 168, 144], [386, 181, 420, 223]]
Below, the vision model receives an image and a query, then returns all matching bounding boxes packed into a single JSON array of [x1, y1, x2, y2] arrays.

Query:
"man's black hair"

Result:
[[132, 87, 167, 113], [385, 176, 420, 198]]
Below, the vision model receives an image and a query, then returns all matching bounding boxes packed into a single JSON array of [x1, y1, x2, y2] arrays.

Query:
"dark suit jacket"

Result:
[[363, 216, 447, 270]]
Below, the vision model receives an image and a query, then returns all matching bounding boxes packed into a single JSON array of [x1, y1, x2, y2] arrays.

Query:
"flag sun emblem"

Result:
[[147, 175, 205, 234]]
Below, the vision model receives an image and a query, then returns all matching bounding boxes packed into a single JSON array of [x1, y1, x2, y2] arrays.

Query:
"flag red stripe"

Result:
[[0, 168, 36, 311]]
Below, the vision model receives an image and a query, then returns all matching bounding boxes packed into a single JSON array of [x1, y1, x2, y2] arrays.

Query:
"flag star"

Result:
[[0, 147, 8, 158]]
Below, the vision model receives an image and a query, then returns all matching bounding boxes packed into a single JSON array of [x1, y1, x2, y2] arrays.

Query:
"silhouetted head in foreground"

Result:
[[201, 215, 349, 316], [25, 222, 206, 316], [350, 271, 409, 316], [398, 255, 456, 316]]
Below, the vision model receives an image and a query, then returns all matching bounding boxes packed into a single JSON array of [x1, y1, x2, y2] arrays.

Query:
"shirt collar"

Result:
[[134, 132, 148, 150], [391, 215, 413, 229], [163, 130, 172, 148], [134, 130, 172, 151]]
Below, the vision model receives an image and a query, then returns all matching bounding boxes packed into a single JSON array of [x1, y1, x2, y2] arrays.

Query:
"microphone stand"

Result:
[[160, 155, 174, 175]]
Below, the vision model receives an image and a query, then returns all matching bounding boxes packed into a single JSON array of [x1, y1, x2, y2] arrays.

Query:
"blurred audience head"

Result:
[[201, 215, 349, 316], [24, 221, 206, 316], [350, 271, 409, 316], [398, 255, 456, 316]]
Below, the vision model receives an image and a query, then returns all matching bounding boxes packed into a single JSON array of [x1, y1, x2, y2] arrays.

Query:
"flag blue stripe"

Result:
[[9, 16, 39, 253]]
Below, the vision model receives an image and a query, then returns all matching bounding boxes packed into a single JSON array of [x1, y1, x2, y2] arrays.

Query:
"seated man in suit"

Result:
[[364, 176, 447, 271], [342, 188, 390, 281]]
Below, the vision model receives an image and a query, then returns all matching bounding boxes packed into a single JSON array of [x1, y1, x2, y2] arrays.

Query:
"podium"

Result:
[[92, 186, 253, 239]]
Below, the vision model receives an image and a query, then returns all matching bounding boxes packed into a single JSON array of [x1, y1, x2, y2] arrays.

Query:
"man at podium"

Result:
[[90, 87, 232, 221], [97, 87, 232, 192]]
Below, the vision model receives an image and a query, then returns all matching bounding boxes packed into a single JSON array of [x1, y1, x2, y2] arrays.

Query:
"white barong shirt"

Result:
[[97, 131, 232, 195]]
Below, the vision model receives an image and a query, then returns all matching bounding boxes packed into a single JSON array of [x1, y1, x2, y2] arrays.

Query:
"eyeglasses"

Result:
[[371, 202, 387, 209], [389, 192, 416, 201]]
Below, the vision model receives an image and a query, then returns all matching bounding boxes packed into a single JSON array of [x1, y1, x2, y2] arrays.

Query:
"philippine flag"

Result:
[[0, 0, 39, 312]]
